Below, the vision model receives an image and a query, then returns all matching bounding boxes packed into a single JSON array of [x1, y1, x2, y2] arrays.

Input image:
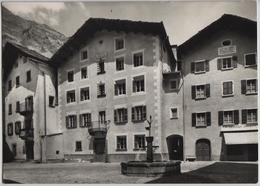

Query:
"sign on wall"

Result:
[[218, 45, 237, 56]]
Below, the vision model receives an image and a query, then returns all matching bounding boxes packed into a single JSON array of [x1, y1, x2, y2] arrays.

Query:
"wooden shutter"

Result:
[[142, 106, 147, 120], [66, 116, 69, 128], [205, 60, 209, 72], [79, 114, 82, 127], [114, 110, 117, 123], [74, 115, 77, 128], [124, 108, 128, 122], [232, 56, 238, 68], [234, 110, 239, 124], [132, 80, 136, 93], [206, 84, 210, 97], [256, 79, 258, 92], [218, 111, 223, 126], [114, 84, 117, 96], [217, 58, 222, 70], [206, 112, 211, 126], [241, 80, 246, 94], [131, 107, 135, 121], [191, 86, 196, 99], [242, 109, 247, 124], [191, 62, 195, 73], [192, 113, 196, 127]]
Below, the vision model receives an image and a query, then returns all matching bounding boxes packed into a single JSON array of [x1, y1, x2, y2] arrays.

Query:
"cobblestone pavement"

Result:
[[2, 161, 258, 183]]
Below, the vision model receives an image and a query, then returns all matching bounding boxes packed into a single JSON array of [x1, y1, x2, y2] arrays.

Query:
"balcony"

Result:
[[221, 123, 258, 132], [19, 128, 34, 141], [88, 121, 109, 137], [18, 102, 33, 115]]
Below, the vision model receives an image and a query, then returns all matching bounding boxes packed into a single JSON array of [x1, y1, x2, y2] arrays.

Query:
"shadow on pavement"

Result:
[[3, 179, 21, 184], [146, 162, 258, 183]]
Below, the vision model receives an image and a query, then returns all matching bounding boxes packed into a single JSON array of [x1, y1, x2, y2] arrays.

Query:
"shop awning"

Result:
[[224, 132, 258, 145]]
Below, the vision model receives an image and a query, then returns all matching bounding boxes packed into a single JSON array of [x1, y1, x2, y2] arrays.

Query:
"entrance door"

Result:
[[25, 140, 34, 160], [93, 138, 106, 162], [196, 139, 211, 161], [166, 135, 183, 160]]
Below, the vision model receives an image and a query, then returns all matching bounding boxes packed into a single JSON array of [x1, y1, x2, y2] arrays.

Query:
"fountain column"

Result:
[[146, 136, 154, 162]]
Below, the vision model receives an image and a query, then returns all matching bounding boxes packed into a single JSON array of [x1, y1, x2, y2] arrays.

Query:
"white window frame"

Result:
[[114, 77, 127, 97], [133, 133, 146, 151], [80, 66, 88, 80], [115, 54, 125, 72], [223, 110, 235, 125], [79, 86, 90, 103], [169, 79, 178, 91], [194, 59, 206, 74], [195, 84, 206, 99], [219, 56, 233, 70], [246, 108, 257, 124], [244, 52, 257, 67], [222, 80, 234, 97], [131, 73, 146, 96], [169, 107, 178, 119], [115, 133, 128, 152], [66, 89, 76, 105], [245, 78, 257, 95], [65, 112, 77, 129], [114, 36, 125, 52], [97, 81, 106, 98], [195, 112, 207, 127], [80, 48, 89, 62], [132, 49, 145, 68], [79, 112, 92, 127]]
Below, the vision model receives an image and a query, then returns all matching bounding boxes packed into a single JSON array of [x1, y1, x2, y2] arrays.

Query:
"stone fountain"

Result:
[[121, 116, 181, 176]]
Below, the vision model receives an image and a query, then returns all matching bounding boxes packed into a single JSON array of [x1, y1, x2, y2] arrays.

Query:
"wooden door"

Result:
[[196, 139, 211, 161]]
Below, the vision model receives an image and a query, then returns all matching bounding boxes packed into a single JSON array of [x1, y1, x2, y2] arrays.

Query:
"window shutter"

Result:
[[114, 84, 117, 96], [241, 80, 246, 94], [192, 113, 196, 127], [234, 110, 239, 124], [191, 86, 196, 99], [218, 111, 223, 126], [132, 80, 136, 93], [114, 110, 117, 123], [206, 112, 211, 126], [256, 79, 258, 92], [74, 115, 77, 128], [79, 114, 82, 127], [142, 106, 147, 120], [217, 58, 222, 70], [132, 108, 135, 121], [232, 56, 238, 68], [66, 116, 69, 128], [206, 84, 210, 97], [242, 109, 247, 124], [205, 60, 209, 72], [124, 108, 128, 122], [191, 62, 195, 73]]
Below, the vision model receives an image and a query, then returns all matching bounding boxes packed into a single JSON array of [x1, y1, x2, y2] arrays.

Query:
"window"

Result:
[[80, 87, 90, 101], [97, 60, 105, 74], [192, 84, 210, 99], [75, 141, 82, 152], [218, 110, 239, 126], [222, 57, 232, 69], [114, 79, 126, 96], [114, 108, 128, 124], [134, 135, 145, 150], [8, 80, 12, 91], [66, 115, 77, 129], [8, 104, 12, 115], [242, 109, 257, 124], [223, 81, 233, 96], [67, 71, 74, 82], [222, 39, 232, 46], [191, 60, 209, 73], [170, 108, 178, 119], [115, 38, 124, 51], [15, 121, 21, 135], [241, 79, 257, 95], [80, 113, 91, 127], [7, 123, 13, 136], [217, 56, 237, 70], [132, 105, 146, 122], [245, 53, 256, 66], [116, 57, 124, 71], [133, 52, 143, 67], [223, 111, 234, 124], [23, 56, 27, 63], [116, 136, 127, 151], [97, 83, 106, 98], [80, 50, 88, 61], [81, 67, 88, 79], [26, 70, 31, 82], [99, 111, 106, 124], [16, 76, 20, 87], [66, 90, 76, 103], [49, 96, 55, 107], [133, 75, 145, 93], [16, 101, 20, 112], [196, 85, 206, 99], [192, 112, 211, 127], [169, 80, 178, 90]]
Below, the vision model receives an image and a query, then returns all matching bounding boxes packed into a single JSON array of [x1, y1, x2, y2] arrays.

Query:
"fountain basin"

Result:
[[121, 160, 181, 177]]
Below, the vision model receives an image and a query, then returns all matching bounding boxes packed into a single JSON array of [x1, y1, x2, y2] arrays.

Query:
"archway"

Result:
[[166, 135, 183, 160], [196, 138, 211, 161]]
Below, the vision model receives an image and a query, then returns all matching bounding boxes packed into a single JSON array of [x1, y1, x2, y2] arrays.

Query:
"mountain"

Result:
[[2, 6, 67, 58]]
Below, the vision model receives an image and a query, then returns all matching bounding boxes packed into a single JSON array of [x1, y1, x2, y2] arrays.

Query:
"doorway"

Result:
[[166, 135, 183, 160], [25, 140, 34, 160], [196, 139, 211, 161], [93, 137, 106, 162]]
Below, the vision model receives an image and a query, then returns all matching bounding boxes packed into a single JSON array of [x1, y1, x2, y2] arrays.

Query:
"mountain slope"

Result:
[[2, 6, 67, 58]]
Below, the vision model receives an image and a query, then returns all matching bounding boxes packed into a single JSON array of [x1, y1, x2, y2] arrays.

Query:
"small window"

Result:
[[80, 87, 90, 101], [114, 108, 128, 124], [16, 101, 20, 112], [12, 144, 17, 157], [66, 90, 76, 103], [133, 52, 143, 67], [75, 141, 82, 152], [16, 76, 20, 87], [195, 61, 205, 73], [49, 96, 55, 107], [81, 50, 88, 61], [191, 60, 209, 73], [133, 75, 145, 93], [196, 113, 206, 127], [8, 80, 12, 91], [97, 83, 106, 98], [196, 85, 206, 99], [81, 67, 88, 79], [223, 81, 233, 96], [245, 53, 256, 66], [223, 111, 234, 125], [115, 38, 124, 51], [8, 104, 12, 115], [97, 60, 105, 74], [222, 40, 232, 46], [7, 123, 13, 136], [116, 136, 127, 151], [26, 70, 31, 82], [80, 113, 91, 127], [15, 121, 21, 135], [116, 57, 124, 71], [132, 105, 146, 122], [66, 115, 77, 129], [169, 79, 178, 90], [217, 57, 237, 70], [246, 79, 257, 94], [67, 71, 74, 82], [99, 111, 106, 124], [114, 79, 126, 96], [134, 135, 145, 150], [170, 108, 178, 119], [247, 109, 257, 123]]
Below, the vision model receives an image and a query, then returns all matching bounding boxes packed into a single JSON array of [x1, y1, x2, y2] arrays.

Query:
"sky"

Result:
[[3, 0, 257, 45]]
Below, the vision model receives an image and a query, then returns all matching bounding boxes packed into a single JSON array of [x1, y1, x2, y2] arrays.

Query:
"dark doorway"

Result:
[[248, 144, 258, 161], [196, 139, 211, 161], [166, 135, 183, 160], [25, 140, 34, 160], [93, 137, 106, 162]]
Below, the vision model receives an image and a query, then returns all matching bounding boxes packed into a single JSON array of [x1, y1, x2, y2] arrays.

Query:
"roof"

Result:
[[51, 18, 175, 65], [2, 42, 50, 80], [179, 14, 256, 53]]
